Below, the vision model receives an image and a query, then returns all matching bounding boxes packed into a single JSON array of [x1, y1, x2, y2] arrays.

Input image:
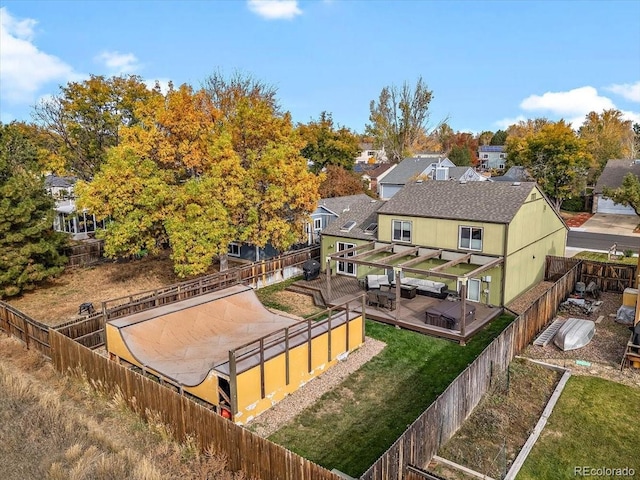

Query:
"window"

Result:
[[499, 153, 505, 159], [336, 242, 356, 276], [228, 243, 241, 257], [483, 154, 488, 159], [393, 220, 412, 243], [459, 226, 483, 251], [313, 218, 322, 231], [498, 163, 505, 170], [458, 278, 481, 302]]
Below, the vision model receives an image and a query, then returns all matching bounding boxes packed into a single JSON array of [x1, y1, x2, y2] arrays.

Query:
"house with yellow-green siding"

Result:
[[320, 180, 567, 307]]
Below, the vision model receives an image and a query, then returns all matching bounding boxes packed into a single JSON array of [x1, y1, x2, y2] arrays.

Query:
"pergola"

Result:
[[326, 241, 504, 336]]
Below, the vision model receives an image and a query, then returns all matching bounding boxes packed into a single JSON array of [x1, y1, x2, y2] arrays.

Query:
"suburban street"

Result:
[[567, 230, 640, 252]]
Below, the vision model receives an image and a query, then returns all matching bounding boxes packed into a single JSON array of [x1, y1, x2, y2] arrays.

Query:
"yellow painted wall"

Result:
[[377, 214, 506, 256], [105, 324, 220, 405], [320, 235, 373, 274], [503, 227, 567, 305], [507, 186, 567, 256], [233, 315, 364, 425]]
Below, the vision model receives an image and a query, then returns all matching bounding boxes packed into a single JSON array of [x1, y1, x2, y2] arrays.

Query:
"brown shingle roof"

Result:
[[594, 159, 640, 194], [321, 198, 384, 240], [378, 180, 537, 224]]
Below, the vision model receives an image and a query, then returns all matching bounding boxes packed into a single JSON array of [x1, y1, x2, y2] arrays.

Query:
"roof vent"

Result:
[[512, 181, 521, 186], [459, 179, 467, 184]]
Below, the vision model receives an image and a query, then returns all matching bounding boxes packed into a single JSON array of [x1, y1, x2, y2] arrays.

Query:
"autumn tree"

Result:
[[578, 109, 634, 177], [298, 112, 360, 173], [505, 120, 593, 210], [366, 77, 439, 163], [78, 79, 319, 277], [447, 132, 478, 166], [505, 118, 552, 167], [477, 131, 494, 146], [0, 122, 67, 297], [33, 75, 153, 180], [319, 165, 367, 198], [490, 130, 507, 145], [602, 172, 640, 216]]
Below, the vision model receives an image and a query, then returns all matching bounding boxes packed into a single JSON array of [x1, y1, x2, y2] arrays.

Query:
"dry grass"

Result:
[[6, 253, 184, 326], [0, 336, 249, 480], [431, 359, 562, 479]]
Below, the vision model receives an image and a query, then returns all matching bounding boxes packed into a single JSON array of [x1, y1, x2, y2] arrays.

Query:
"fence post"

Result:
[[229, 350, 238, 417], [23, 315, 30, 349]]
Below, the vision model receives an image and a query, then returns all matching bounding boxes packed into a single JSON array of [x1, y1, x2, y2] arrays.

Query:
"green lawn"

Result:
[[573, 251, 638, 265], [269, 314, 514, 477], [518, 376, 640, 479]]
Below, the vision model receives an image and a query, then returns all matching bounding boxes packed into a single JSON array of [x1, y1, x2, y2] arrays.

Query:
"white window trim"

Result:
[[228, 242, 241, 257], [459, 226, 483, 251], [336, 241, 357, 276], [392, 220, 412, 243], [458, 278, 481, 302], [313, 217, 322, 231]]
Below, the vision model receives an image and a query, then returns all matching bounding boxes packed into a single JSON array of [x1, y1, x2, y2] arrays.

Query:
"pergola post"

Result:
[[325, 256, 332, 302], [394, 266, 402, 321], [459, 277, 468, 345]]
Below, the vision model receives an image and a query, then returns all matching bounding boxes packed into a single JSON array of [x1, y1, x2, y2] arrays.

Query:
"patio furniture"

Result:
[[367, 290, 380, 307], [79, 302, 95, 315], [400, 284, 418, 299], [366, 274, 390, 290], [377, 291, 396, 310], [425, 300, 475, 330], [398, 276, 447, 298]]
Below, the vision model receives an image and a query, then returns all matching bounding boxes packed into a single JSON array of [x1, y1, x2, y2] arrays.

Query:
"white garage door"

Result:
[[597, 196, 636, 215]]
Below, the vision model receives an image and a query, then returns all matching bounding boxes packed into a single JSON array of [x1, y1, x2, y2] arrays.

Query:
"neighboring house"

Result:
[[45, 174, 107, 240], [478, 145, 507, 170], [321, 180, 567, 306], [355, 142, 387, 164], [593, 159, 640, 215], [227, 194, 371, 261], [307, 194, 372, 244], [362, 163, 395, 192], [429, 166, 489, 182], [491, 166, 533, 183], [378, 155, 455, 199]]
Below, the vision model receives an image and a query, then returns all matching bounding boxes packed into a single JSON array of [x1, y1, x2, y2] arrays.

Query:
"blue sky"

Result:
[[1, 0, 639, 134]]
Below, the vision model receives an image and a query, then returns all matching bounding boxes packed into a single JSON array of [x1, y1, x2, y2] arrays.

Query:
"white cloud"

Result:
[[247, 0, 302, 20], [494, 115, 526, 130], [95, 50, 140, 75], [520, 86, 616, 118], [502, 85, 640, 129], [0, 7, 78, 104], [606, 81, 640, 103]]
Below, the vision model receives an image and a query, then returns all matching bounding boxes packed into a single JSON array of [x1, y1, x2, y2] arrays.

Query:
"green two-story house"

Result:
[[320, 180, 567, 307]]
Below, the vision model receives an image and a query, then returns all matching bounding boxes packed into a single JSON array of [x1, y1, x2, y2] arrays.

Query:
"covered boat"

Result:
[[554, 318, 595, 351]]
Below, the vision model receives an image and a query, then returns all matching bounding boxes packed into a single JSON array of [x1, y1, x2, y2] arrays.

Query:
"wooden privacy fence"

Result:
[[102, 246, 320, 319], [65, 239, 104, 268], [0, 301, 51, 357], [49, 330, 341, 480], [545, 255, 637, 293], [361, 261, 581, 480]]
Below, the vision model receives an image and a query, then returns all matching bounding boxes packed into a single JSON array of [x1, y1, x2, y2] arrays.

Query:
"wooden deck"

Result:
[[290, 275, 504, 344]]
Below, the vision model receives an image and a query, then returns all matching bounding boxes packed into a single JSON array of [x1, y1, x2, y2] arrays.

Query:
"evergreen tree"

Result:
[[0, 123, 67, 297]]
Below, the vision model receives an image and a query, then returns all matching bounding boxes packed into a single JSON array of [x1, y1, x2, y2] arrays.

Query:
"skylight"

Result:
[[340, 220, 357, 232], [364, 223, 378, 234]]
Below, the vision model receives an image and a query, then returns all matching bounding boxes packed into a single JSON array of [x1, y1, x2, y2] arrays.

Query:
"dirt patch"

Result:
[[269, 290, 324, 318], [430, 358, 562, 479], [6, 253, 198, 326]]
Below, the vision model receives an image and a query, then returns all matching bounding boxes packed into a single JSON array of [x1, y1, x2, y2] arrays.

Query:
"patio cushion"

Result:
[[366, 274, 390, 290], [400, 277, 446, 295]]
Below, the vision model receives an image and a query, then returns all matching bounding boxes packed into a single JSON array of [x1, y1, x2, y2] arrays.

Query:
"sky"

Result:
[[1, 0, 639, 134]]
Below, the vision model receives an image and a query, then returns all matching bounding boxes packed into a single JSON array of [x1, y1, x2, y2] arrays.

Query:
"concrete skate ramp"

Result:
[[107, 284, 301, 386]]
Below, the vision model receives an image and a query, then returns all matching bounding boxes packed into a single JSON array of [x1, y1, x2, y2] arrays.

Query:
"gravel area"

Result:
[[506, 281, 555, 315], [521, 291, 640, 388], [246, 336, 386, 438]]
